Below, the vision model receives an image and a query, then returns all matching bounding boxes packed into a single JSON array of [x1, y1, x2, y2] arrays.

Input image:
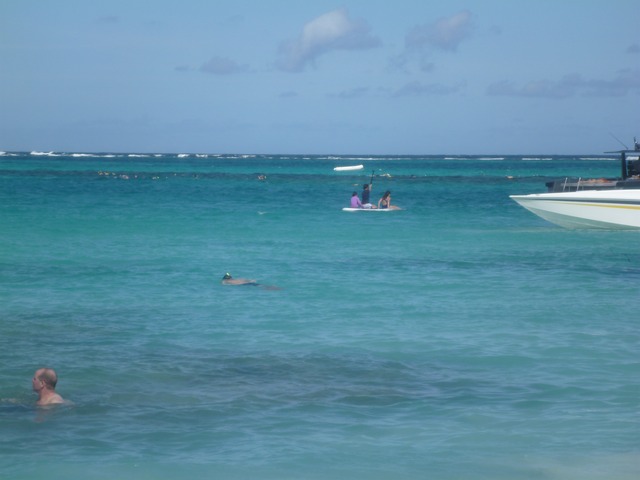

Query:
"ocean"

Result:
[[1, 151, 638, 480]]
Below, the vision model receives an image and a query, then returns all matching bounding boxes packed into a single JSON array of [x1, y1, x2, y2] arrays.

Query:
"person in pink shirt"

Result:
[[350, 192, 363, 208]]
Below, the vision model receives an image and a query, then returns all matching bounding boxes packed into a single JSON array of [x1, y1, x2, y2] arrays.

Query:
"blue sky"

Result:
[[1, 0, 639, 154]]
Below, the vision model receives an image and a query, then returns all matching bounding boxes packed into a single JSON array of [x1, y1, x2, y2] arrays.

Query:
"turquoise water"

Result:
[[1, 152, 638, 479]]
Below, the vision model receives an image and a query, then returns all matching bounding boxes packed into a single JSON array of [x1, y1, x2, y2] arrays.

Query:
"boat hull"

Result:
[[510, 190, 640, 229]]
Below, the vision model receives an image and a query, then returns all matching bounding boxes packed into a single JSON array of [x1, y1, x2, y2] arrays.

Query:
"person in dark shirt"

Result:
[[361, 183, 376, 209]]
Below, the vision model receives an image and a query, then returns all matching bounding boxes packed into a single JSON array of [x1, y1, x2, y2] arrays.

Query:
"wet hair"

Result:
[[383, 190, 391, 198]]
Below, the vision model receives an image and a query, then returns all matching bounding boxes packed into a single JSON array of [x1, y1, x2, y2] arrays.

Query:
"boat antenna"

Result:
[[609, 132, 629, 150]]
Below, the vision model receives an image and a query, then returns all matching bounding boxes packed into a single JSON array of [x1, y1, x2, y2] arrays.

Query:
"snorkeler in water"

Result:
[[221, 273, 259, 285], [221, 273, 281, 290]]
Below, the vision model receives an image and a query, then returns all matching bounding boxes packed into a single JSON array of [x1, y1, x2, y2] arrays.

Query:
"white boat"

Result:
[[510, 189, 640, 229], [334, 164, 364, 171], [511, 146, 640, 229]]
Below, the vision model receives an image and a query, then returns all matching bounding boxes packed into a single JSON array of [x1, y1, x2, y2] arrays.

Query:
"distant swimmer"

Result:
[[32, 368, 65, 406], [221, 273, 281, 290]]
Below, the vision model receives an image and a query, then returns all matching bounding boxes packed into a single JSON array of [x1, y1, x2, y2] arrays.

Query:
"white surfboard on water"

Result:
[[334, 165, 364, 171], [342, 208, 398, 212]]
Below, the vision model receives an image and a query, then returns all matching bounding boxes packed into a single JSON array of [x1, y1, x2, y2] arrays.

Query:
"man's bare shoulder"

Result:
[[36, 393, 65, 406]]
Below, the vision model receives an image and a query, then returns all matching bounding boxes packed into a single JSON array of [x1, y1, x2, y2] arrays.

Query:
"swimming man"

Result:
[[221, 273, 259, 285], [32, 368, 65, 406]]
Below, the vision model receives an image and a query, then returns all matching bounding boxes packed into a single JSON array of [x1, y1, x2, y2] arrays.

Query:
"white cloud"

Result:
[[406, 10, 474, 52], [487, 70, 640, 98], [200, 56, 248, 75], [393, 81, 465, 97], [582, 69, 640, 97], [487, 76, 581, 99], [330, 87, 370, 99], [96, 15, 119, 24], [276, 8, 380, 72]]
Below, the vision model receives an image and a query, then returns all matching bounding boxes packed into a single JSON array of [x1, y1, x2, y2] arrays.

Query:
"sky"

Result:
[[1, 0, 639, 155]]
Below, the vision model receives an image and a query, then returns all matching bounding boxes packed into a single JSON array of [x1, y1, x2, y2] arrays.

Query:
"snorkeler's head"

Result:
[[223, 273, 232, 280]]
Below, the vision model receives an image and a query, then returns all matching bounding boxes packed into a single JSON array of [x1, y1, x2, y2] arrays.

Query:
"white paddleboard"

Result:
[[334, 165, 364, 171], [342, 207, 398, 212]]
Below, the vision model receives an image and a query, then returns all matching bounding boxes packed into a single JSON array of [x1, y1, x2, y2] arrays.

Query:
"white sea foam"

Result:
[[30, 151, 59, 156], [319, 156, 382, 162]]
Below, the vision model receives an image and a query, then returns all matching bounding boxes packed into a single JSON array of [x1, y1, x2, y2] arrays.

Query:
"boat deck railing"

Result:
[[547, 177, 619, 193]]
